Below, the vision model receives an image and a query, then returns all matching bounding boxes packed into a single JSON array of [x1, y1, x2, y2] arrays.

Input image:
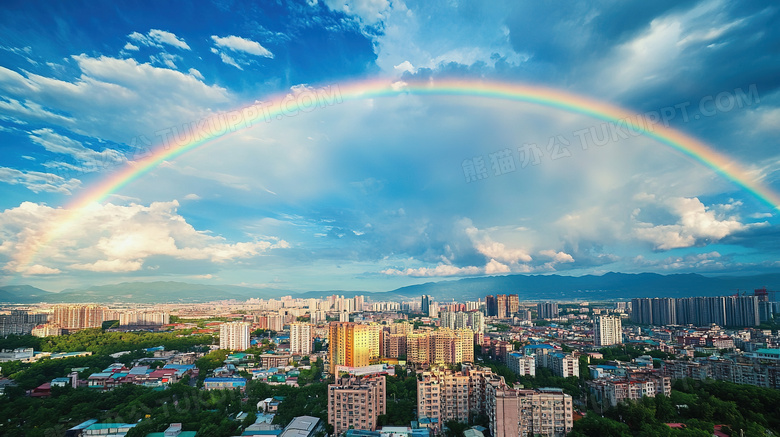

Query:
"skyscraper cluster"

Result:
[[52, 304, 108, 329], [0, 310, 49, 336], [536, 302, 559, 319], [439, 310, 485, 333], [485, 294, 519, 318], [631, 296, 761, 327]]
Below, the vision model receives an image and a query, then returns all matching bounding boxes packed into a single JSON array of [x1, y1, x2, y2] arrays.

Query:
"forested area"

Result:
[[570, 379, 780, 437], [0, 329, 215, 356]]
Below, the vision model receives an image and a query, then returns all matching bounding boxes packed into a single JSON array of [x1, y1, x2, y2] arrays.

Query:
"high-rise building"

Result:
[[506, 295, 519, 316], [485, 294, 518, 318], [405, 328, 474, 366], [594, 315, 622, 346], [327, 375, 386, 435], [485, 295, 497, 317], [51, 305, 106, 330], [382, 332, 407, 358], [495, 295, 507, 318], [119, 311, 170, 326], [421, 295, 431, 314], [489, 388, 573, 437], [267, 314, 285, 332], [428, 301, 439, 318], [631, 296, 759, 327], [537, 302, 558, 319], [0, 310, 49, 336], [418, 367, 572, 437], [220, 321, 250, 351], [328, 322, 378, 374], [290, 323, 312, 355]]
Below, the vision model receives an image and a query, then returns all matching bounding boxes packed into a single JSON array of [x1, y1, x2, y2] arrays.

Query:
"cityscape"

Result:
[[1, 1, 780, 437], [1, 290, 779, 436]]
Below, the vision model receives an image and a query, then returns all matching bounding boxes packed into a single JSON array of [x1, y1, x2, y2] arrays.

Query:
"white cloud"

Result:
[[322, 0, 390, 25], [633, 251, 724, 270], [150, 52, 181, 69], [24, 264, 61, 275], [0, 166, 81, 194], [0, 56, 231, 143], [123, 43, 139, 51], [539, 250, 575, 263], [634, 196, 747, 250], [216, 51, 243, 70], [70, 259, 143, 272], [183, 193, 201, 200], [211, 35, 273, 58], [188, 68, 204, 80], [393, 61, 416, 74], [381, 264, 482, 277], [29, 128, 126, 172], [0, 200, 289, 275], [463, 220, 532, 264], [484, 258, 511, 274], [129, 29, 190, 50]]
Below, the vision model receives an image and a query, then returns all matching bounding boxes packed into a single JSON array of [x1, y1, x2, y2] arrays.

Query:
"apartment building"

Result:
[[219, 321, 250, 351], [587, 374, 671, 407], [417, 370, 471, 425], [417, 367, 573, 436], [548, 353, 580, 378], [488, 388, 573, 437], [405, 328, 475, 366], [328, 322, 382, 374], [327, 375, 386, 435], [382, 332, 407, 358], [290, 322, 313, 355], [594, 315, 623, 346], [51, 305, 107, 330], [507, 352, 536, 377]]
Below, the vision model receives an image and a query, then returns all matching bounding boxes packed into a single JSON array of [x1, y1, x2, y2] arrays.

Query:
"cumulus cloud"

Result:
[[0, 200, 289, 275], [462, 219, 532, 264], [634, 196, 747, 250]]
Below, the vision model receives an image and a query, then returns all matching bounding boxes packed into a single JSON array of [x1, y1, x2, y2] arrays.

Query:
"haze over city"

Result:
[[0, 1, 779, 294]]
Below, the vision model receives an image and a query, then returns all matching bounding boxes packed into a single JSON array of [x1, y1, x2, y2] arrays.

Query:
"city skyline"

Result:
[[1, 1, 779, 294]]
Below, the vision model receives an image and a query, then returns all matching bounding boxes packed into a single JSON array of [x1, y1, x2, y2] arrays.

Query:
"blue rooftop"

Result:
[[525, 344, 555, 349]]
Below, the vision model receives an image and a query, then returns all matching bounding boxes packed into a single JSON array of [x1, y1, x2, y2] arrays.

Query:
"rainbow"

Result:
[[17, 78, 780, 273]]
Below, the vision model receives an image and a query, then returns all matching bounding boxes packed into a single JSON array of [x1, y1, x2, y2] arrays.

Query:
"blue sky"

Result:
[[0, 0, 779, 293]]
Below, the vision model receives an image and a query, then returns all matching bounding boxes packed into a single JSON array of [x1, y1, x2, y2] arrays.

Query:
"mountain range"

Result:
[[1, 272, 779, 304]]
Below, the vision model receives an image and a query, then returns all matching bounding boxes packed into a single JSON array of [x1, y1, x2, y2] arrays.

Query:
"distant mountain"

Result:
[[0, 285, 54, 304], [1, 272, 778, 304], [370, 272, 780, 302], [5, 281, 290, 304]]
